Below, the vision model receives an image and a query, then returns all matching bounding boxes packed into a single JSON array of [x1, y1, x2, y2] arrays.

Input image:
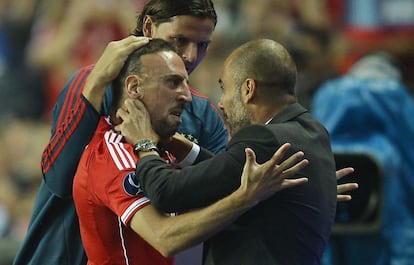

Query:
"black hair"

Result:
[[111, 39, 177, 111], [133, 0, 217, 36]]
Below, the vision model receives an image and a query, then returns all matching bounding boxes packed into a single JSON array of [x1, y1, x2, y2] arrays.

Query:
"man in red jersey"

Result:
[[73, 39, 309, 265]]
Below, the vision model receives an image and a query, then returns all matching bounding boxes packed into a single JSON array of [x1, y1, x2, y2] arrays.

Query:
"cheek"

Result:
[[150, 25, 168, 39], [222, 95, 233, 108], [197, 49, 208, 62]]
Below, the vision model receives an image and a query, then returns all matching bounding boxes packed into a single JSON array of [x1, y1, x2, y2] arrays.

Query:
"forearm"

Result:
[[165, 189, 254, 255], [81, 71, 108, 112], [137, 154, 240, 212], [132, 189, 253, 257], [42, 95, 100, 198]]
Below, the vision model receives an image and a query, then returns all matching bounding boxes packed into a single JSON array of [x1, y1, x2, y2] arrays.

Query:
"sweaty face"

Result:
[[218, 60, 252, 136], [150, 15, 215, 74], [140, 51, 192, 139]]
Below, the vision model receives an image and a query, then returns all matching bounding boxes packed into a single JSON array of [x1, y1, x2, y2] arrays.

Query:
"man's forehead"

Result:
[[141, 51, 187, 76], [164, 15, 215, 38], [141, 51, 178, 66]]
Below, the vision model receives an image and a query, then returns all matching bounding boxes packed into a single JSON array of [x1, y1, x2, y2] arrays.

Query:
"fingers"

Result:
[[115, 99, 149, 123], [337, 195, 352, 202], [258, 143, 291, 174], [336, 167, 354, 180], [115, 36, 150, 56], [262, 145, 309, 188], [337, 183, 359, 195], [268, 143, 291, 167], [120, 99, 147, 115], [125, 36, 151, 54], [242, 148, 257, 180], [279, 177, 309, 191], [250, 143, 308, 180], [279, 152, 308, 174], [335, 167, 358, 202], [244, 148, 257, 168], [116, 108, 127, 120]]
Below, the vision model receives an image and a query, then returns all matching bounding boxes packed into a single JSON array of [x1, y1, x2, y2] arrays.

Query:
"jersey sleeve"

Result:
[[99, 169, 151, 226], [200, 102, 228, 154], [178, 89, 228, 154], [94, 136, 151, 225], [41, 65, 111, 199]]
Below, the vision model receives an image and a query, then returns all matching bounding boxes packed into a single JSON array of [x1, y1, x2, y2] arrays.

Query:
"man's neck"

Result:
[[252, 101, 293, 125]]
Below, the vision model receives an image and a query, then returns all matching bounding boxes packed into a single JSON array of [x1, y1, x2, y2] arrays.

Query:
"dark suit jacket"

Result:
[[136, 103, 337, 265]]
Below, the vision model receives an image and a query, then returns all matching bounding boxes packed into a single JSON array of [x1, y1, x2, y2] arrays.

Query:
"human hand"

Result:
[[336, 167, 358, 202], [83, 36, 150, 111], [236, 143, 309, 206], [90, 36, 150, 87], [114, 99, 159, 145], [159, 133, 194, 162]]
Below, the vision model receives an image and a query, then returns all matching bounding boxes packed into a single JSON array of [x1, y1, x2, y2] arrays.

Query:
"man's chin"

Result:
[[159, 127, 179, 140]]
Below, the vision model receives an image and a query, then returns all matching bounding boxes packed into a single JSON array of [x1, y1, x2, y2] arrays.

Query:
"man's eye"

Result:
[[173, 37, 188, 47], [198, 42, 209, 51], [166, 78, 181, 87]]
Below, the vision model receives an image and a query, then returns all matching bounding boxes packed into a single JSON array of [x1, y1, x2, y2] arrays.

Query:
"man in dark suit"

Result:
[[117, 39, 338, 265]]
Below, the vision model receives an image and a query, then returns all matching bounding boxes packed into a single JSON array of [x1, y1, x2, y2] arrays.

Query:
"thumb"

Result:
[[113, 124, 121, 132], [244, 147, 256, 170]]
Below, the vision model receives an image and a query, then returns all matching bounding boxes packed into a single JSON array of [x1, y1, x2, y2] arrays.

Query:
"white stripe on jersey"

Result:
[[118, 217, 130, 265], [104, 131, 136, 170], [121, 197, 150, 224]]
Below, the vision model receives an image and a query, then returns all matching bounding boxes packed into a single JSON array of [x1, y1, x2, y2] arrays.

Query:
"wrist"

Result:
[[232, 187, 259, 208], [227, 188, 257, 212], [82, 74, 107, 112], [134, 139, 159, 155]]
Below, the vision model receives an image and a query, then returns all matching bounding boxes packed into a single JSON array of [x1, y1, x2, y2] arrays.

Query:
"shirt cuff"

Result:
[[175, 143, 200, 168]]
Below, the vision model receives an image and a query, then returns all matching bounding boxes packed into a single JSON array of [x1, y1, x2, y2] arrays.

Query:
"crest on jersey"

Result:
[[123, 171, 143, 197]]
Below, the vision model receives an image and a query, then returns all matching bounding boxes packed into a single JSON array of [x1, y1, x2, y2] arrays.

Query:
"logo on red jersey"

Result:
[[123, 171, 143, 196]]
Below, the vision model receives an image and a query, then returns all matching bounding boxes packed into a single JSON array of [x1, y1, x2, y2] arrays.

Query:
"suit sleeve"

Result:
[[136, 125, 279, 213], [194, 146, 215, 164], [40, 66, 111, 199]]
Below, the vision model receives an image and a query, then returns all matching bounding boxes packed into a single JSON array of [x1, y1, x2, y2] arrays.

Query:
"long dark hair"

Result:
[[133, 0, 217, 36]]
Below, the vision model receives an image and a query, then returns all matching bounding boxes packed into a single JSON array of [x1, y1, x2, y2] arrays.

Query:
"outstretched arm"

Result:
[[130, 146, 308, 257]]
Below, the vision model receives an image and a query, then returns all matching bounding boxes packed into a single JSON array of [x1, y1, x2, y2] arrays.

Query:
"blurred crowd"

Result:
[[0, 0, 413, 264]]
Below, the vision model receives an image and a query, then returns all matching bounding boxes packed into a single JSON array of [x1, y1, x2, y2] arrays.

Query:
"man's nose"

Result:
[[178, 84, 192, 103], [218, 98, 223, 109], [180, 43, 197, 63]]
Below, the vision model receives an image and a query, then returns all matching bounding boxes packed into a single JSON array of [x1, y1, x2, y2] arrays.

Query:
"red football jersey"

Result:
[[73, 117, 173, 265]]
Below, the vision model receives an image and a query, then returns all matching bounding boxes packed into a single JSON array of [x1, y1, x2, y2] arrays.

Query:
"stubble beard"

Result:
[[152, 117, 179, 140], [226, 101, 251, 137]]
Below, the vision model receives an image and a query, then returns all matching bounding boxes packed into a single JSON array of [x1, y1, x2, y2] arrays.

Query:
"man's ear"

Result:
[[142, 15, 154, 37], [242, 78, 256, 103], [125, 75, 144, 99]]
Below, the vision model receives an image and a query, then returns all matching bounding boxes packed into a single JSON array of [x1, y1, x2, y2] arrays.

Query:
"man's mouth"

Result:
[[170, 109, 183, 123], [171, 110, 182, 117]]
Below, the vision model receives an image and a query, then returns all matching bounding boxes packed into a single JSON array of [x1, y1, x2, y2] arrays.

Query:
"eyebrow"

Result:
[[174, 34, 212, 44], [164, 73, 189, 82]]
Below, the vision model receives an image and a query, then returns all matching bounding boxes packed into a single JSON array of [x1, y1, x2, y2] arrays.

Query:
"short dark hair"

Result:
[[111, 39, 177, 110], [133, 0, 217, 36]]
